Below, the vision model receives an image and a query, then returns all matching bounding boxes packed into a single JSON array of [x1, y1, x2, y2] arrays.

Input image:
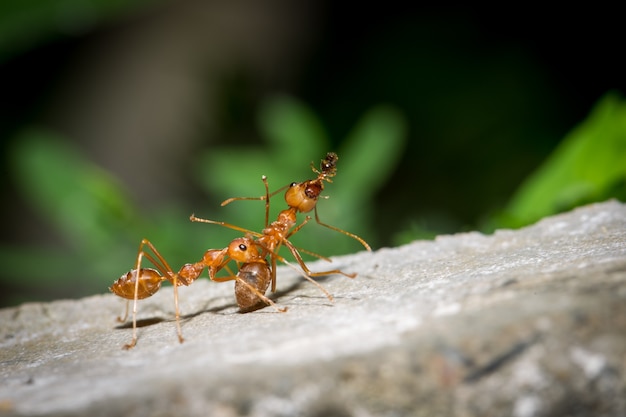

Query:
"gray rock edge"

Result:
[[1, 200, 625, 417]]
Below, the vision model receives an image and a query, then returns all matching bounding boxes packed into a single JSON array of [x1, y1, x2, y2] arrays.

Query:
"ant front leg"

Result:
[[220, 175, 290, 228], [282, 239, 361, 303], [279, 216, 358, 281], [312, 206, 372, 251], [257, 240, 337, 303], [189, 214, 263, 238]]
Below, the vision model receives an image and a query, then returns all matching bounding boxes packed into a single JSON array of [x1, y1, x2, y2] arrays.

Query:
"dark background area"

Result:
[[1, 1, 624, 305], [305, 5, 623, 238]]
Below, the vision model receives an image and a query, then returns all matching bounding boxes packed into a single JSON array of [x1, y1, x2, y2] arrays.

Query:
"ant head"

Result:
[[320, 152, 338, 178], [228, 238, 259, 262], [285, 181, 319, 213], [310, 152, 337, 180]]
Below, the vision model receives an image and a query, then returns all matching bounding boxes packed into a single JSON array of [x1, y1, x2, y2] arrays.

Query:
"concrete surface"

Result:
[[1, 200, 625, 416]]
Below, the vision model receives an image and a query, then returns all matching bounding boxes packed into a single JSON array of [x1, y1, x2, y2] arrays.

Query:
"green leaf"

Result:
[[196, 95, 330, 202], [10, 129, 139, 251], [258, 94, 329, 166], [340, 104, 407, 198], [194, 96, 407, 254], [0, 0, 159, 62], [505, 91, 626, 226]]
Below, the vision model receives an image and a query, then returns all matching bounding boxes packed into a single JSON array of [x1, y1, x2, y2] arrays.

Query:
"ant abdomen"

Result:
[[109, 268, 163, 300], [235, 261, 272, 313]]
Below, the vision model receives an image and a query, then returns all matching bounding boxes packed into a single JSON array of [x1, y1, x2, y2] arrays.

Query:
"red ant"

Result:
[[111, 153, 368, 348], [190, 152, 371, 296], [223, 152, 371, 252], [110, 237, 285, 349]]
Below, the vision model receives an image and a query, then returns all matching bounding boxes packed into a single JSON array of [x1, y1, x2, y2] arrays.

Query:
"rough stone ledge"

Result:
[[1, 200, 625, 417]]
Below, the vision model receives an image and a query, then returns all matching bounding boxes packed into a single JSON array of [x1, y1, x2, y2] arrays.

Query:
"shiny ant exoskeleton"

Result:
[[191, 152, 371, 297], [110, 237, 284, 349], [110, 152, 369, 349]]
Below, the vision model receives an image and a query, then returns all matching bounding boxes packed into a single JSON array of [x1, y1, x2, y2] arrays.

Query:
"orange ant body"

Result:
[[191, 152, 371, 295], [110, 152, 368, 349], [223, 152, 371, 253], [110, 237, 284, 349]]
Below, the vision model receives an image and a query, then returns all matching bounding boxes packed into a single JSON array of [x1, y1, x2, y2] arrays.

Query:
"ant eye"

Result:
[[290, 182, 297, 187], [238, 244, 247, 251]]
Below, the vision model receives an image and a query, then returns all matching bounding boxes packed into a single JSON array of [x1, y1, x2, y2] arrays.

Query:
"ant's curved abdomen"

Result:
[[109, 268, 163, 300], [235, 261, 272, 313]]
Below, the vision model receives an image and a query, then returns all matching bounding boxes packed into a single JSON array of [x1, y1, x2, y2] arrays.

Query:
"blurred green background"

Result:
[[1, 2, 624, 307]]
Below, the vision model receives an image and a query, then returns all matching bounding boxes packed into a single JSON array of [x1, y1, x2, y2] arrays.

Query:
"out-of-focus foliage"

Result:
[[2, 129, 209, 305], [0, 0, 156, 62], [1, 130, 137, 301], [0, 97, 406, 305], [498, 92, 626, 228], [11, 130, 138, 252], [4, 92, 624, 305], [1, 2, 622, 307]]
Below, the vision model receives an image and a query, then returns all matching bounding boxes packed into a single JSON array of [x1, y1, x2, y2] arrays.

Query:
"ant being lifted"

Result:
[[190, 152, 371, 297], [224, 152, 371, 252], [110, 237, 285, 349], [110, 152, 369, 349]]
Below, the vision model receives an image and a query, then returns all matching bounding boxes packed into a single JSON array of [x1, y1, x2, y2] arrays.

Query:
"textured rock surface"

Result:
[[1, 201, 625, 417]]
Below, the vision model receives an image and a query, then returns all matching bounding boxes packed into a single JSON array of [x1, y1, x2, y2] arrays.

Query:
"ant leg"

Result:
[[210, 272, 287, 313], [313, 207, 372, 251], [270, 252, 278, 293], [279, 218, 357, 280], [261, 242, 336, 303], [285, 237, 356, 284], [117, 300, 130, 323], [253, 240, 281, 293], [189, 215, 263, 238], [220, 182, 289, 208], [237, 276, 288, 313], [236, 277, 288, 313], [252, 240, 286, 293], [117, 239, 184, 349], [280, 216, 332, 262], [219, 175, 276, 228], [281, 258, 335, 302], [286, 215, 312, 238], [292, 246, 331, 262], [172, 274, 184, 344], [124, 250, 144, 350], [140, 239, 176, 277], [262, 175, 270, 229]]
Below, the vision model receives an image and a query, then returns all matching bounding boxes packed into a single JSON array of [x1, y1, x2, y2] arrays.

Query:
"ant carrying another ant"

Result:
[[110, 152, 369, 349], [110, 236, 286, 349], [192, 152, 371, 292]]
